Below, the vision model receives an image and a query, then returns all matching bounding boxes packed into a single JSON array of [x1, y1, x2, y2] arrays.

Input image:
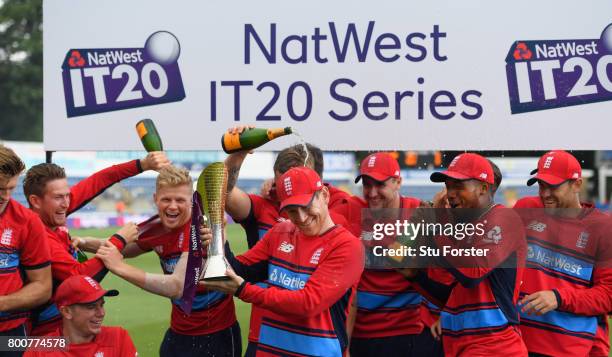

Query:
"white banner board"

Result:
[[43, 0, 612, 151]]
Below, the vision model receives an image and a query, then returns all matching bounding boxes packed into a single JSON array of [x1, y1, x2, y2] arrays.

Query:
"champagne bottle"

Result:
[[136, 119, 163, 152], [221, 127, 292, 154], [76, 249, 89, 263]]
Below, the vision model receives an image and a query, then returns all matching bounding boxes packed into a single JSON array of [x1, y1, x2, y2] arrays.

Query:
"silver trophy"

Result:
[[197, 162, 231, 281]]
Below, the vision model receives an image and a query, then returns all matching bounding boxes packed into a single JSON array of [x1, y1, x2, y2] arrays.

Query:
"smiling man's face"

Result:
[[154, 184, 192, 231]]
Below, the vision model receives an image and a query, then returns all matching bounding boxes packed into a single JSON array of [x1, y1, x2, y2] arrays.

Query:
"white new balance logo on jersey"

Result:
[[278, 241, 294, 253], [95, 352, 104, 357], [543, 156, 554, 169], [527, 221, 547, 232], [1, 229, 12, 246]]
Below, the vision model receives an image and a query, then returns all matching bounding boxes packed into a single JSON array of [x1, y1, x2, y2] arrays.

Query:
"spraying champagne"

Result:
[[221, 127, 292, 153]]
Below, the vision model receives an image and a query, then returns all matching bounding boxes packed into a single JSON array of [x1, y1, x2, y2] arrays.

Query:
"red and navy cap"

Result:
[[355, 153, 401, 183], [55, 275, 119, 308], [527, 150, 581, 186], [276, 167, 323, 211], [430, 153, 494, 184]]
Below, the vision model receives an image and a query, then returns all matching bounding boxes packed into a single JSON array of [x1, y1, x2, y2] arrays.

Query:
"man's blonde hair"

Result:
[[156, 166, 193, 192], [0, 145, 25, 179]]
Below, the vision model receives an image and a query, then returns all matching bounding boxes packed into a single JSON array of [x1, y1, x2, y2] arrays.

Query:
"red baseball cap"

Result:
[[355, 153, 401, 183], [430, 153, 494, 184], [527, 150, 581, 186], [276, 167, 323, 211], [55, 275, 119, 308]]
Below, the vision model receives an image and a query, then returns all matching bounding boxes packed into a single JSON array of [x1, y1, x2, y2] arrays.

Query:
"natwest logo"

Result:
[[268, 266, 308, 290], [513, 42, 532, 60], [62, 31, 185, 118], [68, 50, 86, 67], [505, 23, 612, 114]]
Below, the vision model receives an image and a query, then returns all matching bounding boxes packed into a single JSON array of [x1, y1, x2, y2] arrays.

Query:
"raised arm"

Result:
[[96, 242, 186, 299]]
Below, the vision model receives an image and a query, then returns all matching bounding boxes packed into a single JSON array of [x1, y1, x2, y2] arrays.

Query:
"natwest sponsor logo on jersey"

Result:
[[268, 265, 310, 290], [62, 31, 185, 118], [527, 244, 592, 280], [505, 23, 612, 114]]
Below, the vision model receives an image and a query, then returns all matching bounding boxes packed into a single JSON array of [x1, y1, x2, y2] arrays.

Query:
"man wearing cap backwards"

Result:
[[401, 152, 528, 356], [95, 166, 240, 357], [204, 166, 364, 357], [24, 275, 137, 357], [0, 145, 51, 356], [223, 126, 351, 355], [23, 152, 168, 336], [513, 150, 612, 357], [336, 152, 436, 357]]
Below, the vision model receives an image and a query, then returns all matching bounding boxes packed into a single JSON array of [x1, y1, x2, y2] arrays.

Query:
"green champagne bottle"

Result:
[[136, 119, 163, 152], [76, 249, 89, 263], [221, 127, 292, 154]]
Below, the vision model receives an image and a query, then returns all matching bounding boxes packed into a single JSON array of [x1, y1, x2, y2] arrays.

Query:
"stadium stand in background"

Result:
[[5, 141, 610, 229]]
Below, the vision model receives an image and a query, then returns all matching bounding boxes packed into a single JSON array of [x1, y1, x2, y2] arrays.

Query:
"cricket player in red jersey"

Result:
[[96, 166, 239, 357], [425, 159, 504, 344], [335, 152, 435, 357], [24, 275, 137, 357], [23, 153, 167, 335], [403, 153, 528, 356], [224, 127, 351, 355], [513, 150, 612, 357], [205, 166, 363, 357], [0, 145, 51, 356]]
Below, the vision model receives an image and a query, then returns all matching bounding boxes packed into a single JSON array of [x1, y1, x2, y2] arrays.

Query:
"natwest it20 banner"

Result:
[[43, 0, 612, 150]]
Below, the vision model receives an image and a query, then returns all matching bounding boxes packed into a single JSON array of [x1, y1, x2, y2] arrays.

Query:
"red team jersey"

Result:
[[413, 205, 528, 356], [238, 187, 351, 345], [0, 199, 50, 332], [420, 269, 455, 328], [514, 197, 612, 357], [24, 326, 137, 357], [229, 221, 364, 356], [32, 160, 142, 335], [136, 219, 236, 335], [350, 196, 425, 339]]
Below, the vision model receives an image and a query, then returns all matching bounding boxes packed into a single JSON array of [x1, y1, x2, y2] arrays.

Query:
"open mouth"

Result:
[[165, 211, 180, 220]]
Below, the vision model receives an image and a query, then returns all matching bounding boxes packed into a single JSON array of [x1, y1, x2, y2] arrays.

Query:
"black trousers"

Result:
[[350, 329, 444, 357], [159, 321, 241, 357]]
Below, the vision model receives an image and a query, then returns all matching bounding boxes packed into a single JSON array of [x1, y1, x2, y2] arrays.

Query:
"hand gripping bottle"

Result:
[[221, 127, 292, 154], [136, 119, 163, 152]]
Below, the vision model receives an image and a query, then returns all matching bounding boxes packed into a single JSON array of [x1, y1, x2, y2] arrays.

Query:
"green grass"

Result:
[[73, 224, 252, 356]]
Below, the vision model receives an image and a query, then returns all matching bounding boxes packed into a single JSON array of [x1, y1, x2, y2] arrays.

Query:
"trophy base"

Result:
[[201, 275, 231, 281], [200, 255, 231, 281]]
